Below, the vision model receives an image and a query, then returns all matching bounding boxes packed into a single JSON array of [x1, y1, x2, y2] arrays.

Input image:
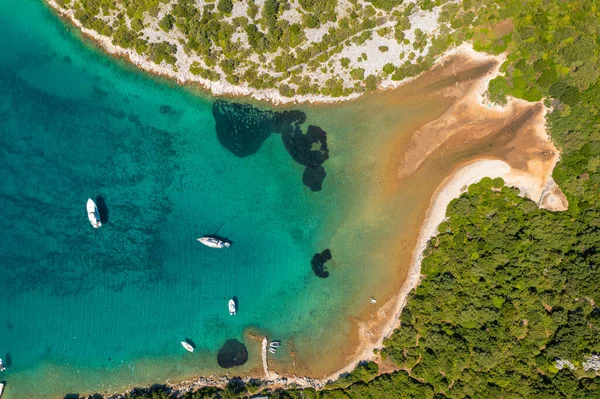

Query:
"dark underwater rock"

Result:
[[311, 249, 332, 278], [281, 124, 329, 167], [302, 166, 326, 191], [217, 339, 248, 368], [212, 100, 279, 157], [211, 100, 329, 190]]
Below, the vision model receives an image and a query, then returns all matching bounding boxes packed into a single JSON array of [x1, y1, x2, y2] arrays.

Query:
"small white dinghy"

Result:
[[197, 236, 230, 249], [0, 382, 5, 398], [228, 298, 236, 315], [87, 198, 101, 229], [181, 341, 194, 353]]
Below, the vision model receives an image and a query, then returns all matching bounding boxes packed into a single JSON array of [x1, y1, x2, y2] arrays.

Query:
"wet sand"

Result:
[[23, 45, 565, 397], [150, 47, 565, 393], [285, 47, 564, 381]]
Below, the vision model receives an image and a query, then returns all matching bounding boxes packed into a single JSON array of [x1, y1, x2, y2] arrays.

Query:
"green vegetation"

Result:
[[472, 0, 599, 104], [61, 1, 600, 396], [57, 0, 469, 97], [367, 0, 404, 12], [326, 361, 379, 389], [216, 0, 233, 15]]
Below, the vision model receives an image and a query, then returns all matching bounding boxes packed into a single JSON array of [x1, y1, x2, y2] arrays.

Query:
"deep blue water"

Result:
[[0, 1, 371, 397]]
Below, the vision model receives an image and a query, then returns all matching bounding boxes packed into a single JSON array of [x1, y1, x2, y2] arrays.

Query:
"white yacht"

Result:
[[86, 198, 101, 229], [0, 358, 5, 372], [197, 237, 230, 249], [228, 298, 236, 315], [269, 341, 281, 348], [181, 341, 194, 353]]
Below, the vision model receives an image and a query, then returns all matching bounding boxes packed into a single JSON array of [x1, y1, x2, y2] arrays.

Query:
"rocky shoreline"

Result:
[[45, 0, 451, 106]]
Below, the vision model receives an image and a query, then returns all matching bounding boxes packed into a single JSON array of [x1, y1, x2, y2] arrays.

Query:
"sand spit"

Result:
[[320, 56, 568, 384]]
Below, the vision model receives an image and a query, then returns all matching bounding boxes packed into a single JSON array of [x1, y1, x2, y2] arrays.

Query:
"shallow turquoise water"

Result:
[[0, 1, 380, 397]]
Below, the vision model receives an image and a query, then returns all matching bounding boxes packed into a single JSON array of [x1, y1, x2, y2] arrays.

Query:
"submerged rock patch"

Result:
[[311, 249, 332, 278], [217, 339, 248, 368], [212, 100, 329, 191]]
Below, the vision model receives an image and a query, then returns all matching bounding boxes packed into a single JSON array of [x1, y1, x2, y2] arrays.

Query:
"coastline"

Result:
[[38, 2, 569, 396], [101, 51, 566, 398], [46, 0, 480, 107]]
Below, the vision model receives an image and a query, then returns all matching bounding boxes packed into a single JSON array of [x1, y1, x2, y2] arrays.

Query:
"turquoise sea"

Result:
[[0, 1, 417, 397]]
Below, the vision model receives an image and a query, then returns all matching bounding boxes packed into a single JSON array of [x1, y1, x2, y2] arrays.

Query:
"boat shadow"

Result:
[[3, 352, 11, 368], [232, 296, 239, 313], [184, 337, 197, 350], [95, 195, 109, 224]]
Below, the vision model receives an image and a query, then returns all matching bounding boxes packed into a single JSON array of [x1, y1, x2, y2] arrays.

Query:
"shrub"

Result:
[[383, 63, 395, 74], [350, 68, 365, 80], [158, 14, 174, 32], [365, 74, 378, 91], [366, 0, 404, 11], [217, 0, 233, 14]]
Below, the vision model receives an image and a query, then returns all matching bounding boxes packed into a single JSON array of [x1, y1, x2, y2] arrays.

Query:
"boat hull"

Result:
[[197, 237, 230, 248], [86, 199, 101, 228], [181, 341, 194, 352]]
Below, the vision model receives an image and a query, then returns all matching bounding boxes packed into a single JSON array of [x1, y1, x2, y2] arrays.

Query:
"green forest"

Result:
[[67, 0, 600, 398]]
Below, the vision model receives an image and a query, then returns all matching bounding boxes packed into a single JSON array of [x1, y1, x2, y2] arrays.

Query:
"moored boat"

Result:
[[269, 341, 281, 348], [0, 358, 5, 372], [228, 298, 236, 315], [0, 382, 4, 398], [87, 198, 101, 229], [197, 236, 230, 249], [181, 341, 194, 353], [268, 347, 277, 354]]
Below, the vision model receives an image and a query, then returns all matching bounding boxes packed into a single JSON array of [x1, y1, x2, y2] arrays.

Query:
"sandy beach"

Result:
[[99, 47, 567, 399], [40, 2, 568, 395]]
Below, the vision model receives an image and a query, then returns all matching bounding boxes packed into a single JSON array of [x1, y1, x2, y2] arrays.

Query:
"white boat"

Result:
[[268, 347, 277, 354], [228, 298, 236, 315], [269, 341, 281, 348], [197, 236, 230, 249], [181, 341, 194, 353], [0, 382, 4, 398], [87, 198, 101, 229], [0, 358, 5, 371]]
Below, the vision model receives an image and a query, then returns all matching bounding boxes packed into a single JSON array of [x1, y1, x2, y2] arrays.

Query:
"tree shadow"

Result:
[[95, 195, 109, 224]]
